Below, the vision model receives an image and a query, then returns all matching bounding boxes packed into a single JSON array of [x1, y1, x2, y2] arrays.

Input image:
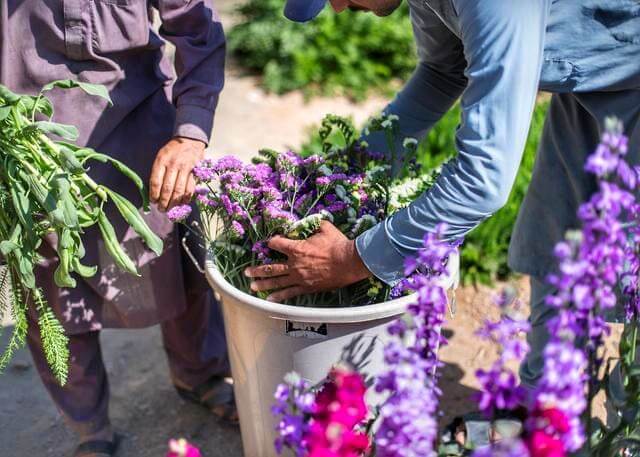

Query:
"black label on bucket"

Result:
[[285, 321, 328, 339]]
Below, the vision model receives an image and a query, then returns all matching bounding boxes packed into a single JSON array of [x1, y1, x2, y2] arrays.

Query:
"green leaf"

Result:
[[40, 79, 112, 106], [33, 121, 79, 140], [0, 106, 12, 121], [0, 241, 19, 256], [107, 190, 163, 256], [53, 247, 76, 288], [71, 258, 98, 278], [79, 151, 149, 210], [97, 212, 140, 276], [0, 85, 21, 105], [57, 143, 86, 174]]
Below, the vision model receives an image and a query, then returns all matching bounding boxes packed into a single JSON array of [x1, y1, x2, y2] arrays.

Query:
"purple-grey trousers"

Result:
[[26, 288, 229, 439]]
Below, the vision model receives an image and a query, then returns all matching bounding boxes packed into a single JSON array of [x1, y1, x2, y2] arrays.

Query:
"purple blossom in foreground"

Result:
[[474, 288, 530, 418], [531, 117, 639, 452], [166, 204, 192, 223], [375, 224, 455, 457], [272, 373, 313, 457]]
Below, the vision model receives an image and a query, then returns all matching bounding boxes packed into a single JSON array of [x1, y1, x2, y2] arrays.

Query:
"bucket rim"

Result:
[[204, 256, 415, 323]]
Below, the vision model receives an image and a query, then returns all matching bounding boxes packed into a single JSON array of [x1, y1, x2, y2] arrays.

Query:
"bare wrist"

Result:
[[347, 239, 372, 283]]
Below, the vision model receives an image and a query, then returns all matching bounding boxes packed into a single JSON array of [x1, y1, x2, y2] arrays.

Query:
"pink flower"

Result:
[[167, 438, 202, 457], [527, 430, 566, 457], [306, 367, 370, 457]]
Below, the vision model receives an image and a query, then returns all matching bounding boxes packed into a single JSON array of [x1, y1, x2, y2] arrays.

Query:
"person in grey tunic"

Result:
[[246, 0, 640, 441], [1, 1, 234, 455]]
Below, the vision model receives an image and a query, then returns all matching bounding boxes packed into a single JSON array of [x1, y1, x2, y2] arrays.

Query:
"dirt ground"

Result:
[[0, 2, 624, 456]]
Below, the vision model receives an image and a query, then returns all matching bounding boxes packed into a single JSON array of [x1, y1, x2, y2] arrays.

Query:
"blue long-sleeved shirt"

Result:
[[356, 0, 640, 285]]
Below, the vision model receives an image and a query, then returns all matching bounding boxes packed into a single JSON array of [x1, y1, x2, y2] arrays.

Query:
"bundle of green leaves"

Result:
[[228, 0, 416, 100], [0, 81, 163, 384]]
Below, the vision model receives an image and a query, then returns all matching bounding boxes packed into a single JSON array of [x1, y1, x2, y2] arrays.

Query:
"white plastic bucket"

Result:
[[205, 253, 459, 457]]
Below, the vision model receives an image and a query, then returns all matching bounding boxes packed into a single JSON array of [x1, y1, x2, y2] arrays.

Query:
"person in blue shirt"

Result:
[[245, 0, 640, 427]]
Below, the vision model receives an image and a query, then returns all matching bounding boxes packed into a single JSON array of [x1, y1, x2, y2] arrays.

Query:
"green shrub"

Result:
[[300, 102, 549, 285], [228, 0, 416, 100]]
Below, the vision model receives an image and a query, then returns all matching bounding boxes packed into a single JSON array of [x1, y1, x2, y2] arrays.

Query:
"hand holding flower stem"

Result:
[[244, 221, 372, 302]]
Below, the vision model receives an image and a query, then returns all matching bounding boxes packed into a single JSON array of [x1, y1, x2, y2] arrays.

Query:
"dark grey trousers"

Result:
[[26, 291, 229, 439]]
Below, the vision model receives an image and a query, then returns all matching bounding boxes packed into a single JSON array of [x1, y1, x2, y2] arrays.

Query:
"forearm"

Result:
[[158, 0, 226, 144], [362, 60, 466, 155], [357, 0, 549, 286]]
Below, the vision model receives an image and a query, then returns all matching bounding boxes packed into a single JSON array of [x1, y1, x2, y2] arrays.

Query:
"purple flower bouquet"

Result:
[[181, 114, 438, 307]]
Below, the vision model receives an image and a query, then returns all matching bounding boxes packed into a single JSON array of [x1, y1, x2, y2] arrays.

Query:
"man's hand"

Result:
[[149, 137, 206, 211], [244, 221, 372, 302]]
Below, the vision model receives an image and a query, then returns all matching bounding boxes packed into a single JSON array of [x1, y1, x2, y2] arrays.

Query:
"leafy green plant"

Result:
[[0, 81, 163, 384], [300, 102, 549, 285], [228, 0, 416, 100]]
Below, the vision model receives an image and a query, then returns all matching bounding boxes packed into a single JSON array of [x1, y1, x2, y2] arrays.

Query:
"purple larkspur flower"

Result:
[[167, 204, 192, 223], [474, 289, 529, 419], [528, 118, 638, 452], [375, 226, 454, 457], [272, 373, 313, 457]]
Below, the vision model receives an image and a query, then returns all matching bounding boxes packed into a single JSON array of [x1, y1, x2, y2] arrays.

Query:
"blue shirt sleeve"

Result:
[[357, 0, 550, 285]]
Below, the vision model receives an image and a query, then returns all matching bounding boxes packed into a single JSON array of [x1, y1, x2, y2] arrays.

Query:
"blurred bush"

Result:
[[301, 102, 550, 286], [228, 0, 416, 100]]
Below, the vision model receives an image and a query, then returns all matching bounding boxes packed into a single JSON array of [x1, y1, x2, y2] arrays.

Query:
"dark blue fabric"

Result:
[[284, 0, 326, 22]]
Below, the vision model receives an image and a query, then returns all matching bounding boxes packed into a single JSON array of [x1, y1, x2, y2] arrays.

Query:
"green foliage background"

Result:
[[302, 102, 550, 285], [228, 0, 416, 100]]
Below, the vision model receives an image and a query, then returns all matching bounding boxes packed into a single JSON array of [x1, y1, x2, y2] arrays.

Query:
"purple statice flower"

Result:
[[194, 184, 209, 195], [246, 163, 274, 184], [212, 155, 243, 173], [228, 221, 245, 240], [192, 159, 216, 181], [279, 172, 298, 190], [264, 204, 298, 227], [276, 151, 303, 171], [261, 186, 284, 203], [315, 176, 331, 187], [327, 173, 349, 182], [252, 241, 273, 264], [293, 192, 315, 215], [326, 201, 348, 213], [302, 154, 323, 168], [196, 193, 216, 207], [167, 204, 192, 223], [374, 225, 455, 457], [272, 372, 313, 457], [220, 194, 246, 219]]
